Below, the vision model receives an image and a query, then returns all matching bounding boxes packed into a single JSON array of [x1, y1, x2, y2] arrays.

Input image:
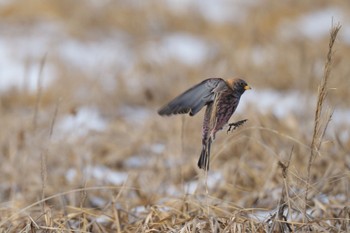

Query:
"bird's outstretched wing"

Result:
[[158, 78, 227, 116]]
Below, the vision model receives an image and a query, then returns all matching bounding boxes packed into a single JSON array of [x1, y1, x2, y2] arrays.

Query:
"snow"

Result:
[[0, 22, 133, 93], [165, 0, 256, 23], [123, 144, 165, 168], [56, 106, 107, 140], [298, 8, 343, 39], [280, 7, 350, 44], [124, 155, 149, 168], [0, 23, 58, 92], [144, 33, 211, 66], [66, 165, 129, 185], [165, 171, 224, 196], [85, 165, 129, 185], [118, 105, 152, 125], [240, 89, 315, 119], [150, 143, 166, 154], [57, 34, 134, 74]]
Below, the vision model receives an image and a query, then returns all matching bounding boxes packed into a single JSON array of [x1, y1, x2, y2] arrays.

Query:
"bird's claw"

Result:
[[227, 119, 248, 133]]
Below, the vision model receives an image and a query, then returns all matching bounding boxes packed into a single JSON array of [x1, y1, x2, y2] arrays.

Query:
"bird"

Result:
[[158, 77, 251, 171]]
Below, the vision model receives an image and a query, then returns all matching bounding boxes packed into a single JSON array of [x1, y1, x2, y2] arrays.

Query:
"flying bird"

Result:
[[158, 78, 251, 171]]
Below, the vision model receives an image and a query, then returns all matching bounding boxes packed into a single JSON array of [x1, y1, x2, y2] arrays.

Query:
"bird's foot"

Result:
[[227, 119, 248, 133]]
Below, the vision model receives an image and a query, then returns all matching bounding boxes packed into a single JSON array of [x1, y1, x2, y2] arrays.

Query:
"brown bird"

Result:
[[158, 78, 251, 171]]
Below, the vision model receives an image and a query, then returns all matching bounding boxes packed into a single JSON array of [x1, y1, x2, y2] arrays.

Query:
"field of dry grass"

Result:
[[0, 0, 349, 232]]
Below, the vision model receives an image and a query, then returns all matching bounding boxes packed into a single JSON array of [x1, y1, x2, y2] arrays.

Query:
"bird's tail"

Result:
[[197, 138, 212, 171]]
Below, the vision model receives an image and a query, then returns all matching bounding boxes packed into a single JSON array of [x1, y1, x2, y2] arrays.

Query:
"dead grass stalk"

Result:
[[304, 24, 341, 219]]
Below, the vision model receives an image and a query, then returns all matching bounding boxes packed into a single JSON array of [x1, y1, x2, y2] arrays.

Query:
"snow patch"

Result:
[[56, 107, 107, 140], [144, 33, 211, 66]]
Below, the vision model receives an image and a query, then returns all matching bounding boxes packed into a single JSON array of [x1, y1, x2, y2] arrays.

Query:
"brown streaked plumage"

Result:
[[158, 78, 251, 170]]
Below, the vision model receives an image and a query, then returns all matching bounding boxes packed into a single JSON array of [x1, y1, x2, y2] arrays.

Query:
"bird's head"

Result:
[[227, 78, 251, 95]]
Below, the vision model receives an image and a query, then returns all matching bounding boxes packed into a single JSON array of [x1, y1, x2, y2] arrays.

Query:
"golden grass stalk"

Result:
[[304, 24, 341, 218]]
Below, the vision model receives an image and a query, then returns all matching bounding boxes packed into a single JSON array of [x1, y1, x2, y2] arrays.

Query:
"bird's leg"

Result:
[[227, 119, 248, 133]]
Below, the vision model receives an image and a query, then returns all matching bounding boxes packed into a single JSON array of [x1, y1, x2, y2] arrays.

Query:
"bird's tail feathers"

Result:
[[197, 138, 212, 171]]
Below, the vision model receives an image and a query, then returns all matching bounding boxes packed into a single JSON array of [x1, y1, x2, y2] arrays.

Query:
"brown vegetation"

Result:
[[0, 0, 349, 232]]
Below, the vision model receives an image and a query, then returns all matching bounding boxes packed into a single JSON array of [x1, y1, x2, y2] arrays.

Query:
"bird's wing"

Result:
[[158, 78, 227, 116]]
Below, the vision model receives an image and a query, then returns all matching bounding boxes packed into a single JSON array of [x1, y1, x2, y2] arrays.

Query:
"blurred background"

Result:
[[0, 0, 349, 230]]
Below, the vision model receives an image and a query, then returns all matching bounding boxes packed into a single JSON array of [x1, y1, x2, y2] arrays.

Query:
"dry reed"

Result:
[[305, 24, 341, 220]]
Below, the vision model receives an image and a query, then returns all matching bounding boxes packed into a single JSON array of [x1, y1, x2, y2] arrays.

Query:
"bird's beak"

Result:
[[244, 85, 252, 90]]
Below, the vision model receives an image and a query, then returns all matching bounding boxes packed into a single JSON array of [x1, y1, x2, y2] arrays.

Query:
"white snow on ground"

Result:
[[66, 165, 128, 185], [241, 89, 350, 141], [123, 155, 149, 168], [165, 0, 257, 23], [57, 33, 134, 75], [280, 7, 350, 43], [118, 105, 153, 125], [165, 171, 224, 196], [143, 33, 212, 66], [298, 8, 343, 39], [124, 144, 165, 168], [240, 89, 315, 119], [0, 23, 58, 92], [85, 165, 128, 184], [0, 22, 133, 93], [56, 106, 107, 140], [249, 192, 347, 222]]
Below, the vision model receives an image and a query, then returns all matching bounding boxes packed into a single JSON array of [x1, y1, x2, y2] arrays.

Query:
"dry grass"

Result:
[[305, 24, 341, 220], [0, 0, 349, 232]]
